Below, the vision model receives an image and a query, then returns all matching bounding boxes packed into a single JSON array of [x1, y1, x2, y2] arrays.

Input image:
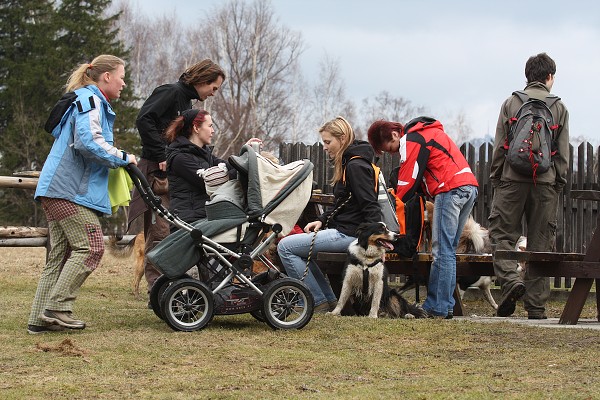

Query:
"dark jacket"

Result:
[[318, 140, 382, 236], [136, 77, 200, 162], [166, 136, 233, 223]]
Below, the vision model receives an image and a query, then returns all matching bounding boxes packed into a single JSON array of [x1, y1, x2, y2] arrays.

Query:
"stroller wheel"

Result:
[[149, 274, 191, 320], [261, 278, 314, 330], [161, 278, 214, 332]]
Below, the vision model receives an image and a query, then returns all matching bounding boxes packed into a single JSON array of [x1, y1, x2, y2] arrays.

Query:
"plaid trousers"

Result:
[[28, 198, 104, 326]]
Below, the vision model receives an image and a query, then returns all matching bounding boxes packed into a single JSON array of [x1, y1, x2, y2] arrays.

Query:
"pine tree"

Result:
[[54, 0, 140, 154], [0, 0, 57, 173], [0, 1, 59, 225], [0, 0, 138, 225]]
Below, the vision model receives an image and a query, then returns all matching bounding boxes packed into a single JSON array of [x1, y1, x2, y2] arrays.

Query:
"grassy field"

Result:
[[1, 246, 600, 399]]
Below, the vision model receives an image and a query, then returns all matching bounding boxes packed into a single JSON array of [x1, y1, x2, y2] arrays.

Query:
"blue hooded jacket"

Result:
[[35, 85, 129, 215]]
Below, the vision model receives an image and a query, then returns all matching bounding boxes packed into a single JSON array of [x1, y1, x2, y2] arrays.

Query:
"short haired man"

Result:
[[489, 52, 569, 319]]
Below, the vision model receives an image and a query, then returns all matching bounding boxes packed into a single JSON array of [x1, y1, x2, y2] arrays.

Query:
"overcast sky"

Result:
[[135, 0, 600, 145]]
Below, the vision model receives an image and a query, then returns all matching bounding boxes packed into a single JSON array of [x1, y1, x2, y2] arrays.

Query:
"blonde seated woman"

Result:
[[276, 116, 382, 313]]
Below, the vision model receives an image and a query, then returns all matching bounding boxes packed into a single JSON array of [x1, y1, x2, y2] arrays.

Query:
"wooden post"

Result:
[[0, 176, 38, 190]]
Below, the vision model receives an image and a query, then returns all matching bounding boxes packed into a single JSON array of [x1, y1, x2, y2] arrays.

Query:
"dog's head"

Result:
[[355, 222, 399, 252]]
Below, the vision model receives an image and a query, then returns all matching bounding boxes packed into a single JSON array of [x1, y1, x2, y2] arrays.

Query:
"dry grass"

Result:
[[2, 247, 600, 399]]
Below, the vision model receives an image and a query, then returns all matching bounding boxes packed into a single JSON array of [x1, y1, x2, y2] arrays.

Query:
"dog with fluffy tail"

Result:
[[328, 222, 428, 319], [455, 216, 497, 309]]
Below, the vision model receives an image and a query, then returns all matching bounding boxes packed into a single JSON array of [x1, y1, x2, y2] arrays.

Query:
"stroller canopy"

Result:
[[210, 144, 314, 237]]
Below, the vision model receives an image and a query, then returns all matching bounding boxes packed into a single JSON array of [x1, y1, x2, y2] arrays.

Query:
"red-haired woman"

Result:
[[164, 109, 235, 224]]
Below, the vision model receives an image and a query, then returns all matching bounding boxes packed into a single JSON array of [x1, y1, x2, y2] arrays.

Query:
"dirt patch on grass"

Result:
[[35, 338, 90, 358]]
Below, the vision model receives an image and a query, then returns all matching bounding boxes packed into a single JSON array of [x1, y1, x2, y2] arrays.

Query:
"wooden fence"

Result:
[[2, 141, 598, 289], [279, 141, 600, 255]]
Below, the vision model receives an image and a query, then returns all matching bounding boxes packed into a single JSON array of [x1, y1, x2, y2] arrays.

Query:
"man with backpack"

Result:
[[489, 52, 569, 319], [368, 117, 478, 319]]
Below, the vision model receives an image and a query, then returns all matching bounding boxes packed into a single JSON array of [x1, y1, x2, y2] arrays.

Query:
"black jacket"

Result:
[[166, 136, 233, 223], [136, 78, 200, 162], [318, 140, 382, 236]]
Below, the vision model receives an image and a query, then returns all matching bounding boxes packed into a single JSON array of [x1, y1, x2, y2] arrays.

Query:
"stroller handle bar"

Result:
[[123, 164, 250, 260], [124, 164, 194, 233]]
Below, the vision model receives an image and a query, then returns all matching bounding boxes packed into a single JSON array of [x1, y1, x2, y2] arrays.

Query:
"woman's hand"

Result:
[[127, 154, 138, 165], [304, 220, 322, 233]]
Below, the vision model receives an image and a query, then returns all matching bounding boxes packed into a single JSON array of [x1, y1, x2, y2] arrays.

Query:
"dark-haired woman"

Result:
[[128, 59, 226, 294], [164, 109, 234, 224]]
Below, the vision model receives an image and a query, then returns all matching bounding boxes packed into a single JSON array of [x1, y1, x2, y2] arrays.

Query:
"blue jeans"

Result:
[[423, 185, 478, 317], [277, 229, 356, 307]]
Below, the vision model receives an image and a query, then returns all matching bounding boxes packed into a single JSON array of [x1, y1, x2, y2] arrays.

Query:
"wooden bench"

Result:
[[493, 250, 597, 324], [315, 189, 600, 325], [317, 249, 599, 323], [317, 252, 494, 317]]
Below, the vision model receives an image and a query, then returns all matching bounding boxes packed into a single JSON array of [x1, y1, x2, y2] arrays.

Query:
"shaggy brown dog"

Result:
[[455, 216, 497, 310], [400, 215, 498, 310]]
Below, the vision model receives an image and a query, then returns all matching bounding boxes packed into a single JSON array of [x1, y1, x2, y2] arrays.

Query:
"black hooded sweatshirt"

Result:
[[317, 140, 382, 236], [136, 77, 200, 162], [166, 136, 234, 223]]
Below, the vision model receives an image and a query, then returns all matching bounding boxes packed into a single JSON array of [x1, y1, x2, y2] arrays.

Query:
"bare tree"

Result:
[[360, 91, 427, 129], [444, 110, 473, 146], [113, 0, 203, 104], [285, 62, 311, 143], [305, 52, 357, 141], [196, 0, 305, 157]]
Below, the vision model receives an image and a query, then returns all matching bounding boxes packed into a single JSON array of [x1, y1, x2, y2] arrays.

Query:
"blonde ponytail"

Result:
[[65, 54, 125, 92]]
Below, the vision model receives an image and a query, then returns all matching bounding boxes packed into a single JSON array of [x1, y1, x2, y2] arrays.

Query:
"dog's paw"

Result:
[[404, 313, 415, 319], [327, 310, 341, 316]]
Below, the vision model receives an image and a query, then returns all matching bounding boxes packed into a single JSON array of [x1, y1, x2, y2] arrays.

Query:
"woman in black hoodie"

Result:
[[129, 59, 225, 294], [277, 116, 382, 313], [164, 109, 234, 225]]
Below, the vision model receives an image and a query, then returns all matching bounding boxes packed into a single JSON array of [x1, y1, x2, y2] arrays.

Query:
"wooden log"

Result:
[[0, 226, 48, 238], [105, 234, 138, 245], [494, 250, 586, 262], [12, 171, 40, 178], [0, 176, 38, 190], [0, 237, 47, 247], [0, 233, 137, 247]]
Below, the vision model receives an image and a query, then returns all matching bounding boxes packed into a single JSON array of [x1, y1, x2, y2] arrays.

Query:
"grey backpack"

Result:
[[505, 91, 560, 178]]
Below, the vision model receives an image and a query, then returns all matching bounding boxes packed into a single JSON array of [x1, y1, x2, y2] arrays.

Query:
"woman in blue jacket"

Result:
[[28, 55, 137, 334]]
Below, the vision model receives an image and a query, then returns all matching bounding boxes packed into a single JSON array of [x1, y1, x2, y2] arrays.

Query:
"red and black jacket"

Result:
[[395, 117, 478, 201]]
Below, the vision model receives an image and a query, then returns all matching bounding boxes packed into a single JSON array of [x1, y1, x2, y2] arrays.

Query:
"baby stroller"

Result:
[[125, 145, 315, 331]]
